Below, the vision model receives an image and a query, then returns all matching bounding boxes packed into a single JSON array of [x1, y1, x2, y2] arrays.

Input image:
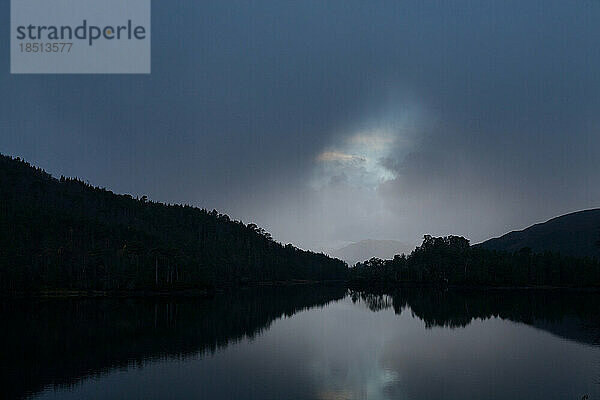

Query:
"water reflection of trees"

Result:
[[350, 291, 394, 312], [1, 286, 345, 400], [351, 289, 600, 343], [5, 287, 599, 400]]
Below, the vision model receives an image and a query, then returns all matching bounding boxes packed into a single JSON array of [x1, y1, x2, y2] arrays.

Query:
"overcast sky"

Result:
[[2, 0, 600, 250]]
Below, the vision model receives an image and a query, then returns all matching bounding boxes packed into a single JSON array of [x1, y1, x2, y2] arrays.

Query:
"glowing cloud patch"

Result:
[[317, 151, 366, 164], [312, 131, 400, 190]]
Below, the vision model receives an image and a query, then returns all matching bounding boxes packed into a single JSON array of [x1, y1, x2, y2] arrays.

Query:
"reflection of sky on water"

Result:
[[35, 297, 600, 400]]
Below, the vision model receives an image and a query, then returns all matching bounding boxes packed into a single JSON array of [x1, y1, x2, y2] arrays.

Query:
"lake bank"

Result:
[[0, 280, 347, 298]]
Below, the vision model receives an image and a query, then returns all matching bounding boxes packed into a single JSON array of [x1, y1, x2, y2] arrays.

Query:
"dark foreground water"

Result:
[[2, 287, 600, 400]]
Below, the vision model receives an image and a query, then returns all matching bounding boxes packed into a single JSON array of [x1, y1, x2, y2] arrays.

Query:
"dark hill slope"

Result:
[[0, 155, 347, 292], [477, 209, 600, 258]]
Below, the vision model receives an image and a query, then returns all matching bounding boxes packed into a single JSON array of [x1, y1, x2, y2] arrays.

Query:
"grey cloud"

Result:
[[1, 0, 599, 250]]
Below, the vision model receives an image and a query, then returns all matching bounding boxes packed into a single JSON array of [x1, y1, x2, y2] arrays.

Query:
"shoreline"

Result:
[[3, 280, 600, 298], [346, 282, 600, 292], [0, 280, 347, 299]]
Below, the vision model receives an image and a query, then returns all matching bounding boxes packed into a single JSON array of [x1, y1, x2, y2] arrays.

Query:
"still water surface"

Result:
[[3, 287, 600, 400]]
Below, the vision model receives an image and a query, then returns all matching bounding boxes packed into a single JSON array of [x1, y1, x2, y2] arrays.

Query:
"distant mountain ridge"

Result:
[[477, 209, 600, 259], [331, 239, 413, 266]]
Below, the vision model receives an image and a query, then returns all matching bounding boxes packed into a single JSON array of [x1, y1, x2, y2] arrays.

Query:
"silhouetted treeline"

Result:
[[0, 155, 347, 292], [0, 286, 346, 399], [349, 235, 600, 287]]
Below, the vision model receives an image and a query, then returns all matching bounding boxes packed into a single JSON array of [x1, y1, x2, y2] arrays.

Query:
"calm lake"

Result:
[[3, 287, 600, 400]]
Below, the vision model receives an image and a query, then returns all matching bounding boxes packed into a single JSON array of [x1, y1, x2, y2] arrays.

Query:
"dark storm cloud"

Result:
[[1, 0, 599, 249]]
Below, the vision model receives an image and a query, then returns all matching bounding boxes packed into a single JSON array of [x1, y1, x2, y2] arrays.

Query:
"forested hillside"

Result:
[[478, 209, 600, 258], [350, 235, 600, 288], [0, 155, 347, 292]]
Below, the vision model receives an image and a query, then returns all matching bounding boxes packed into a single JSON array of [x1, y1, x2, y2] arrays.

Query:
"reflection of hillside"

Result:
[[1, 286, 346, 400], [352, 289, 600, 345]]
